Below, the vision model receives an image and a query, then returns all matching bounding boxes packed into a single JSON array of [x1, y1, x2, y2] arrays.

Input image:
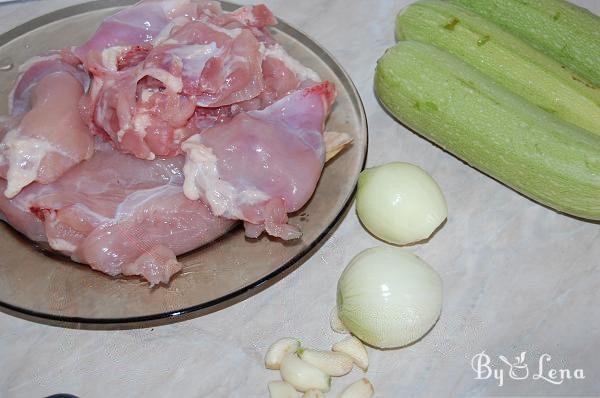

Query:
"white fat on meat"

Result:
[[136, 67, 183, 93], [167, 42, 220, 80], [133, 114, 152, 137], [173, 128, 188, 146], [140, 87, 158, 102], [181, 135, 270, 219], [101, 46, 130, 71], [203, 21, 242, 38], [115, 111, 153, 157], [262, 44, 321, 82], [48, 238, 78, 254], [1, 129, 62, 198]]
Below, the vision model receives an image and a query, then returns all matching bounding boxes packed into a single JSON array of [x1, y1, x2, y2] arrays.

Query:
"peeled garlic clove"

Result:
[[338, 378, 374, 398], [268, 381, 299, 398], [266, 338, 301, 370], [280, 353, 331, 392], [330, 306, 350, 334], [302, 389, 325, 398], [298, 348, 353, 377], [332, 336, 368, 371]]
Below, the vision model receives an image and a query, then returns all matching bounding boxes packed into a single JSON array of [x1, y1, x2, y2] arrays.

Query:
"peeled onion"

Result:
[[356, 162, 447, 245], [337, 246, 443, 348]]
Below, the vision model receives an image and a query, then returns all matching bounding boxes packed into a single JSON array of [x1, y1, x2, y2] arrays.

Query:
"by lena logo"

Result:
[[471, 351, 585, 387]]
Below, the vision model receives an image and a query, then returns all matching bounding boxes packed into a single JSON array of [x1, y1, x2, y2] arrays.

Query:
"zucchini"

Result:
[[450, 0, 600, 86], [395, 0, 600, 136], [375, 41, 600, 220]]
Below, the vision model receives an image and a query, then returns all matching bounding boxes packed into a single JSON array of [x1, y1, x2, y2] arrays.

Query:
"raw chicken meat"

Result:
[[0, 1, 345, 285], [0, 140, 235, 285], [73, 0, 276, 60], [77, 0, 320, 160], [182, 81, 336, 240], [0, 53, 93, 198]]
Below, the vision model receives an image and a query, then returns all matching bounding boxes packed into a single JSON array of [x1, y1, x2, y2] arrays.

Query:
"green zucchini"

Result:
[[375, 41, 600, 220], [395, 0, 600, 136], [450, 0, 600, 86]]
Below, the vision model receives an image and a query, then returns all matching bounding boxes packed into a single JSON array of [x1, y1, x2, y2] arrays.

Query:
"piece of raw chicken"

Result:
[[182, 81, 336, 240], [0, 140, 235, 285], [0, 52, 94, 198]]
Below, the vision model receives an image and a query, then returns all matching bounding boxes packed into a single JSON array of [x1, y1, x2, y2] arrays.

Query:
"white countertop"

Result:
[[1, 0, 599, 397]]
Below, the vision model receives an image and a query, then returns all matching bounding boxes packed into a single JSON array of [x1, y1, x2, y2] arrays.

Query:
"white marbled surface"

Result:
[[0, 0, 599, 397]]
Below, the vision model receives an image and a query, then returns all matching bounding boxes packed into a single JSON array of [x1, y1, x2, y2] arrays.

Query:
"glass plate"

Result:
[[0, 0, 367, 326]]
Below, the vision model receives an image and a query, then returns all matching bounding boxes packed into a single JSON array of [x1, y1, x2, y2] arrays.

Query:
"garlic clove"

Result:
[[302, 389, 325, 398], [298, 348, 353, 377], [268, 380, 300, 398], [338, 378, 374, 398], [266, 338, 302, 370], [330, 306, 350, 334], [280, 353, 331, 392], [332, 336, 369, 371]]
